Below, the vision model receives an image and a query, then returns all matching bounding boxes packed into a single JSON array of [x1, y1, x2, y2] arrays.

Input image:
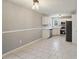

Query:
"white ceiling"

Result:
[[6, 0, 76, 16]]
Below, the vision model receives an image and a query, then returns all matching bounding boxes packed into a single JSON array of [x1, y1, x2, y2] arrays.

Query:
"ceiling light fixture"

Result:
[[32, 0, 39, 10]]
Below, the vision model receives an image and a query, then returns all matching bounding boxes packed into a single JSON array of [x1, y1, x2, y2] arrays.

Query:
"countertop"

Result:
[[42, 26, 61, 30]]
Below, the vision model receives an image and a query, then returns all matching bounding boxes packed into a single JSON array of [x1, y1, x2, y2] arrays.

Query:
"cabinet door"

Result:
[[52, 28, 60, 35], [42, 17, 49, 25], [42, 30, 50, 38]]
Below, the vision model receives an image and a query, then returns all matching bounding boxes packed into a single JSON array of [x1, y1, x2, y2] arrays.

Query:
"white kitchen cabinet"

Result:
[[42, 16, 52, 38], [42, 17, 49, 25], [42, 29, 50, 38], [42, 16, 52, 27], [52, 28, 60, 35]]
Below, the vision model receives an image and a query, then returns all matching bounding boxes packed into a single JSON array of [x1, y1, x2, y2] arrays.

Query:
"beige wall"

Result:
[[2, 0, 43, 54], [72, 14, 77, 44]]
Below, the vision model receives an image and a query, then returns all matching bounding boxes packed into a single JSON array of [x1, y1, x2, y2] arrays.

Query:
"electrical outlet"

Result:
[[19, 40, 22, 44]]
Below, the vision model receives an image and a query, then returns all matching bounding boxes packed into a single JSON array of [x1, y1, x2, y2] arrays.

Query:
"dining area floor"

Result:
[[3, 35, 77, 59]]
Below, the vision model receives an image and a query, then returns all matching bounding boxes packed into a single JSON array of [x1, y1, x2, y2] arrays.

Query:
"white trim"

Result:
[[2, 28, 42, 34], [2, 38, 43, 57]]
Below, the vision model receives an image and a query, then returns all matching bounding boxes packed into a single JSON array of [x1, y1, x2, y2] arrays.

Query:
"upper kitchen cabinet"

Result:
[[42, 16, 52, 27], [42, 16, 49, 25]]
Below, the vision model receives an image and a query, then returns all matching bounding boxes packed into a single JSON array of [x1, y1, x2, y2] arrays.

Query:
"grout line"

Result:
[[2, 38, 43, 57]]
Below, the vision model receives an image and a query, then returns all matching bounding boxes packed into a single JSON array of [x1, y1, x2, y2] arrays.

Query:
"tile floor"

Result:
[[3, 35, 77, 59]]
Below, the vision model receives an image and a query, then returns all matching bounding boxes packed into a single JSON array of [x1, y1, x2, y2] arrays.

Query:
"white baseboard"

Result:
[[3, 38, 43, 57]]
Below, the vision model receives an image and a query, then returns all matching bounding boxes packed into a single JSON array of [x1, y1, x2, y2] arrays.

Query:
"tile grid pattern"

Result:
[[3, 35, 77, 59]]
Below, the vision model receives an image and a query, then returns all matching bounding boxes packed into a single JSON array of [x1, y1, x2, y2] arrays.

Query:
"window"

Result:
[[52, 17, 60, 27]]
